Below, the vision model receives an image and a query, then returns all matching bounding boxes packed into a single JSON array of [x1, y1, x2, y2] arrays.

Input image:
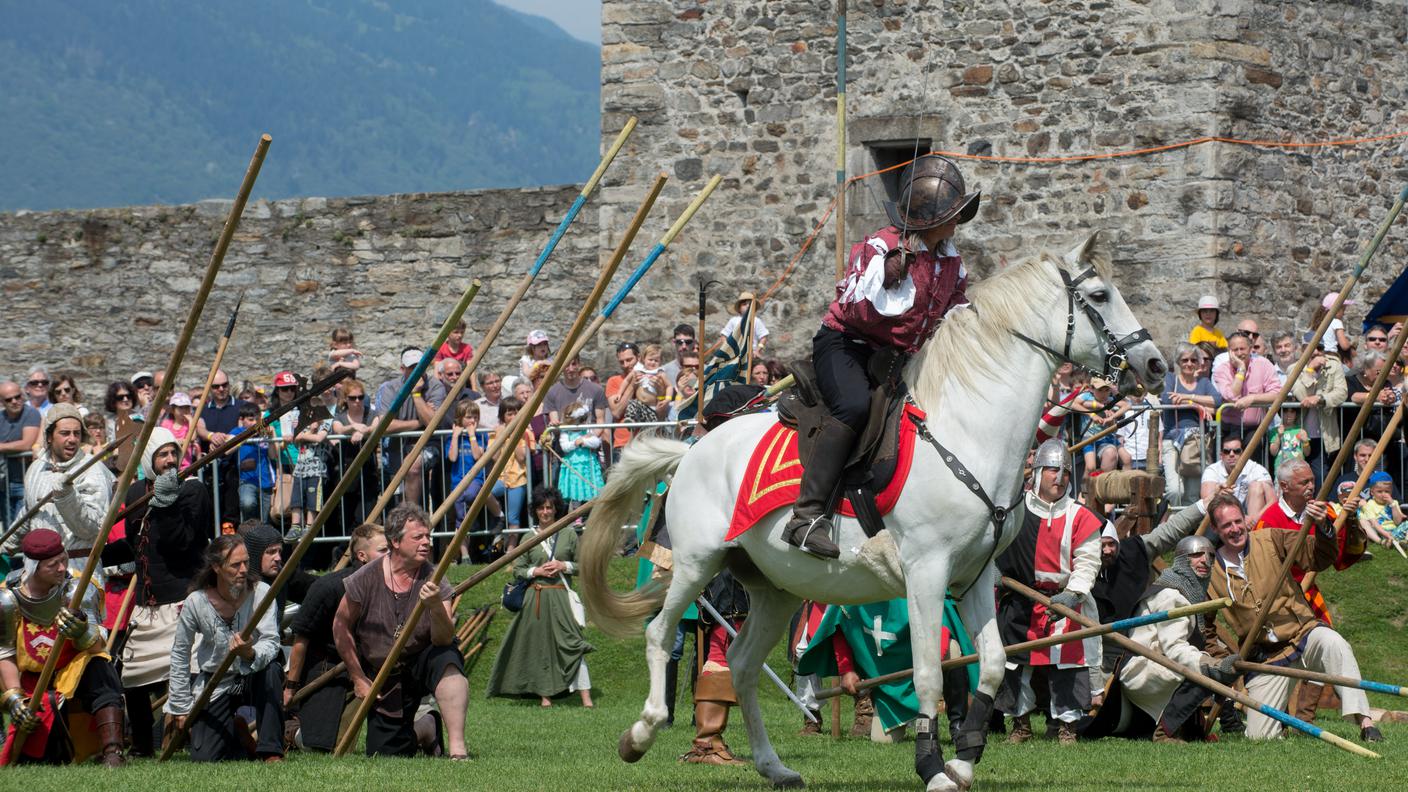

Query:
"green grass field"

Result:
[[9, 554, 1407, 791]]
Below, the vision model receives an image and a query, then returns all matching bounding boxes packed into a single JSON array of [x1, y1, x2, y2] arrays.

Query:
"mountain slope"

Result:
[[0, 0, 600, 211]]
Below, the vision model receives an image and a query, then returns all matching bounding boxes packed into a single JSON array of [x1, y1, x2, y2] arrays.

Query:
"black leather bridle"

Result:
[[1009, 265, 1153, 385]]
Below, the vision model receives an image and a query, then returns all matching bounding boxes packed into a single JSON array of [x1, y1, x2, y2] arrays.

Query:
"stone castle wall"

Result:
[[599, 0, 1408, 363], [0, 186, 608, 395]]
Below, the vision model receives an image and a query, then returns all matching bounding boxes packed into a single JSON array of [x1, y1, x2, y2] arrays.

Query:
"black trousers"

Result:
[[365, 644, 464, 757], [296, 657, 351, 752], [188, 662, 285, 761], [813, 326, 877, 426]]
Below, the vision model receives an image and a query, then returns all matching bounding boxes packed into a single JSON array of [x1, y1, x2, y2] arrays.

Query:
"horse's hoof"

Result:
[[618, 729, 646, 763], [925, 774, 959, 792], [771, 776, 805, 790], [944, 760, 974, 791]]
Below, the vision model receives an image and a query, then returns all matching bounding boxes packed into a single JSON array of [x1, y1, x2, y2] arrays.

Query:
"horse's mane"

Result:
[[908, 242, 1113, 408]]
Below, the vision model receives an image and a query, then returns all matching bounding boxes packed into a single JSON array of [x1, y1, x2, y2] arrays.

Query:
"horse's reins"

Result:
[[1009, 265, 1153, 387]]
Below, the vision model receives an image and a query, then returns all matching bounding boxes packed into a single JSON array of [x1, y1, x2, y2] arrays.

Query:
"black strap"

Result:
[[907, 411, 1020, 600]]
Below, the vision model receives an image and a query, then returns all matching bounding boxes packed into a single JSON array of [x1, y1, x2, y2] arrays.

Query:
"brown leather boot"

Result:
[[679, 701, 747, 766], [1057, 721, 1079, 745], [94, 705, 127, 768], [1151, 721, 1184, 744], [782, 418, 854, 559], [1006, 713, 1034, 744], [800, 710, 824, 735], [850, 691, 875, 738]]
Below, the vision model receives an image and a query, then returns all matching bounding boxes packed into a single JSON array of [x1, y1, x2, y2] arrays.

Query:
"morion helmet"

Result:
[[883, 154, 981, 232]]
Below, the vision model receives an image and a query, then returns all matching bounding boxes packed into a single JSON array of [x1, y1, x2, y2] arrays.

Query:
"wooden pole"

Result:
[[834, 0, 847, 283], [1232, 660, 1408, 698], [813, 597, 1232, 701], [1001, 576, 1379, 758], [1195, 184, 1408, 537], [19, 134, 272, 728], [0, 429, 134, 547], [158, 281, 481, 761], [180, 291, 244, 461], [334, 175, 671, 757], [1066, 403, 1150, 453], [333, 119, 638, 566]]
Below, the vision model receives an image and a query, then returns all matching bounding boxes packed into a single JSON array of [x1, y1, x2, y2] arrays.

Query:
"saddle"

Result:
[[777, 349, 910, 537]]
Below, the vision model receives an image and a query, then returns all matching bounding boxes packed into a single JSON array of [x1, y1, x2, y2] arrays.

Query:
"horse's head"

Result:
[[1049, 231, 1167, 396]]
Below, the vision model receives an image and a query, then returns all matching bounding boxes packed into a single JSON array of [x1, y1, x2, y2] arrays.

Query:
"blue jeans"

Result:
[[3, 481, 23, 529], [490, 481, 525, 531], [239, 482, 272, 524]]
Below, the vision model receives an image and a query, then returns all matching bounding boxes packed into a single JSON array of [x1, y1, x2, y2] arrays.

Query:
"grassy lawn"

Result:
[[8, 555, 1407, 791]]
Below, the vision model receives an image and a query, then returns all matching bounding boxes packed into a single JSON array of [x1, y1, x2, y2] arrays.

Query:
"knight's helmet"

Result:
[[883, 154, 982, 232], [1174, 534, 1215, 559], [1031, 438, 1071, 474]]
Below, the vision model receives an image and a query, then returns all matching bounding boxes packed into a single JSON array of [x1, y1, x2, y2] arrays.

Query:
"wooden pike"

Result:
[[1232, 660, 1408, 698], [813, 597, 1233, 701], [1002, 576, 1379, 759], [18, 135, 272, 733], [334, 174, 674, 757], [180, 290, 245, 461], [157, 282, 481, 761]]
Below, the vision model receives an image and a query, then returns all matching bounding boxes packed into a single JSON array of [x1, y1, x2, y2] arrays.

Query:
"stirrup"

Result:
[[787, 517, 840, 559]]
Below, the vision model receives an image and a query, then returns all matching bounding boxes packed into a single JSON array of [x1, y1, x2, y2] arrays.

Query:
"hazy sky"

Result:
[[494, 0, 601, 45]]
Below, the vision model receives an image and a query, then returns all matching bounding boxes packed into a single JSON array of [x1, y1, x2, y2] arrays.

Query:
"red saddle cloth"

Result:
[[725, 403, 924, 541]]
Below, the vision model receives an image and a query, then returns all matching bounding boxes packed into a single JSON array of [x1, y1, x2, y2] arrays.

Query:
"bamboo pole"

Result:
[[1001, 576, 1379, 758], [331, 119, 639, 569], [19, 135, 272, 731], [813, 597, 1232, 701], [158, 281, 481, 761], [1195, 184, 1408, 537], [334, 176, 670, 757], [181, 291, 245, 461], [0, 430, 134, 547], [1232, 660, 1408, 698]]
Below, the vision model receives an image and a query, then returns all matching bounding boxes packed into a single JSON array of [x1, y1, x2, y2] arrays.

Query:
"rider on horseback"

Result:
[[783, 154, 980, 559]]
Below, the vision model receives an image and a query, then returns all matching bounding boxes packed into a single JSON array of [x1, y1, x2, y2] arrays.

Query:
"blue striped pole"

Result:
[[529, 117, 637, 277], [602, 174, 723, 318], [1003, 576, 1380, 758], [1236, 660, 1408, 698]]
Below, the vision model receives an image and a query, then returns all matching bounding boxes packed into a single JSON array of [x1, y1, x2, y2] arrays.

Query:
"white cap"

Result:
[[1196, 295, 1219, 312], [400, 349, 423, 368], [168, 391, 193, 408]]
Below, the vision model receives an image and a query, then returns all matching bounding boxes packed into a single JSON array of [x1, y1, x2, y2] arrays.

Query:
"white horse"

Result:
[[579, 232, 1167, 791]]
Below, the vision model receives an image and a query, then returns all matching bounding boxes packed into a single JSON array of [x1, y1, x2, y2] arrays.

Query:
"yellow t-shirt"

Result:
[[1188, 325, 1227, 349]]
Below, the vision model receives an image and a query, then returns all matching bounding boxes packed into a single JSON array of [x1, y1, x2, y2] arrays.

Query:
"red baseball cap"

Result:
[[273, 371, 298, 388]]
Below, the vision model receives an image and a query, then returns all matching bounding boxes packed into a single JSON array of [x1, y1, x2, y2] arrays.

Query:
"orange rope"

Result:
[[753, 127, 1408, 309]]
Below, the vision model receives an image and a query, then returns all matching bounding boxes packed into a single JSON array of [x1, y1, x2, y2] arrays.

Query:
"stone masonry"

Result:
[[5, 1, 1408, 394], [599, 0, 1408, 360]]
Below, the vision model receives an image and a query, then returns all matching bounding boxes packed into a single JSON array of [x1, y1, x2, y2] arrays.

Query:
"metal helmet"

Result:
[[1174, 534, 1215, 559], [1031, 439, 1070, 473], [883, 154, 981, 232]]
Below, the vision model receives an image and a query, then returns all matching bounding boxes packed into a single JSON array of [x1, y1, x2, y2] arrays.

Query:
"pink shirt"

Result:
[[1213, 355, 1279, 426]]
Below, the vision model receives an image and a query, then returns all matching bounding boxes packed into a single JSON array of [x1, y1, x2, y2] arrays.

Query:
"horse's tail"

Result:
[[579, 434, 688, 638]]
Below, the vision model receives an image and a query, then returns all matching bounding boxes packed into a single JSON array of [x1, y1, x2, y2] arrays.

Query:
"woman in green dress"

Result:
[[486, 486, 595, 707]]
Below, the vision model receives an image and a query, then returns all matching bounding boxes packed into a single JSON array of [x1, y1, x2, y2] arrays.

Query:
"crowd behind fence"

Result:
[[6, 402, 1408, 558]]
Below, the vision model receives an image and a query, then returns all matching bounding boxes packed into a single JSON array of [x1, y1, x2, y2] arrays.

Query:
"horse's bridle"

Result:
[[1009, 265, 1152, 384]]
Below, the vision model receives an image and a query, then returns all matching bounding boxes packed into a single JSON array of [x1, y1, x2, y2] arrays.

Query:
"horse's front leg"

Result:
[[904, 556, 960, 792], [945, 563, 1004, 792]]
